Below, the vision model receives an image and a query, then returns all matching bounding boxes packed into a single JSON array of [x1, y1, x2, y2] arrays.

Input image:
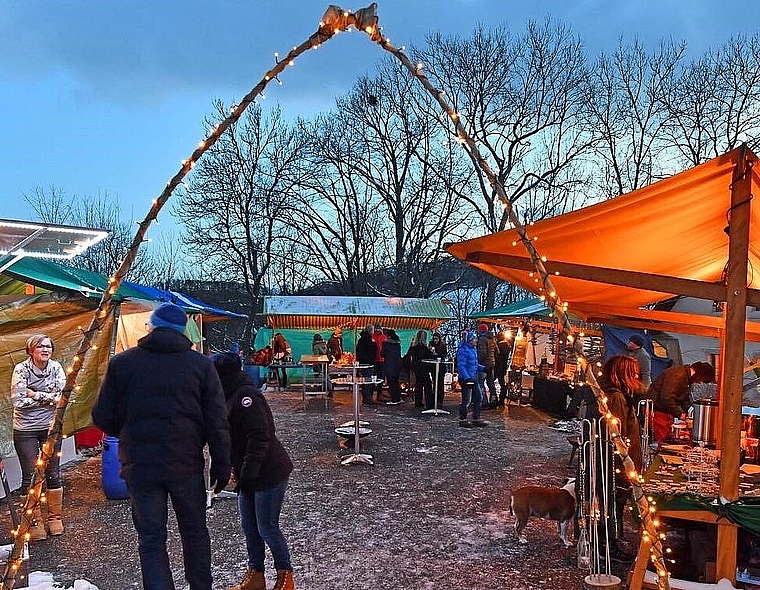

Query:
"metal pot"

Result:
[[692, 398, 719, 446]]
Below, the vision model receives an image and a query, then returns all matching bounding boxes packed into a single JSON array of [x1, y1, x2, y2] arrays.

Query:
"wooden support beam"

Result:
[[716, 146, 754, 582], [465, 251, 760, 307], [573, 304, 760, 341]]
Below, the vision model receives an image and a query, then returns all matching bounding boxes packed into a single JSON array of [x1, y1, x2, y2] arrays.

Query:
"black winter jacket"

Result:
[[356, 331, 377, 365], [407, 343, 434, 374], [381, 337, 402, 378], [92, 328, 231, 482], [220, 371, 293, 492]]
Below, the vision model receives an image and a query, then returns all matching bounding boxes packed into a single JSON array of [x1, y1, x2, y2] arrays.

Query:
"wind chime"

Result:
[[578, 417, 623, 588]]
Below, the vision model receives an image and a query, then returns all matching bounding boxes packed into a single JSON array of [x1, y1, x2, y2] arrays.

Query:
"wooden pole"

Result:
[[0, 6, 376, 590], [716, 145, 754, 582]]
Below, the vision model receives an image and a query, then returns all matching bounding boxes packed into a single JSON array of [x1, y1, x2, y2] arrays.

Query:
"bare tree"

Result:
[[584, 38, 687, 198], [288, 61, 475, 297], [661, 34, 760, 166], [175, 101, 310, 317], [416, 19, 593, 307], [22, 187, 158, 283]]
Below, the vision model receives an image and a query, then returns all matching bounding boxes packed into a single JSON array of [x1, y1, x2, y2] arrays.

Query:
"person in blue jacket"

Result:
[[456, 331, 488, 428]]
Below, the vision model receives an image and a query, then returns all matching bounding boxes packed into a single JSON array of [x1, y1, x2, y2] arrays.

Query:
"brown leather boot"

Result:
[[229, 568, 265, 590], [46, 488, 64, 536], [272, 569, 294, 590]]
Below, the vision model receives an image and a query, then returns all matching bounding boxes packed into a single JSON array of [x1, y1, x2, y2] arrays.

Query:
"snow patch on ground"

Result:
[[22, 571, 99, 590]]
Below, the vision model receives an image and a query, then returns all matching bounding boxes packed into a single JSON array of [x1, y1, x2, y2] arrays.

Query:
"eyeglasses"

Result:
[[35, 345, 53, 349]]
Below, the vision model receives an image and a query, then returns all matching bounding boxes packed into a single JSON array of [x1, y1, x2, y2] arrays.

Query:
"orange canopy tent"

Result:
[[447, 146, 760, 584], [447, 148, 760, 341]]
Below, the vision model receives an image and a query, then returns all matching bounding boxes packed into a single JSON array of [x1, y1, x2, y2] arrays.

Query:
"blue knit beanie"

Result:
[[467, 331, 477, 342], [149, 303, 187, 334]]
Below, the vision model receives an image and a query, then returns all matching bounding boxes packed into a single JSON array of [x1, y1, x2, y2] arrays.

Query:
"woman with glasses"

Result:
[[10, 334, 67, 541]]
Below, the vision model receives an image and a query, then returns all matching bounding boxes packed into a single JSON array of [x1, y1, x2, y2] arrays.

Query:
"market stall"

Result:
[[252, 295, 452, 385], [447, 146, 760, 585]]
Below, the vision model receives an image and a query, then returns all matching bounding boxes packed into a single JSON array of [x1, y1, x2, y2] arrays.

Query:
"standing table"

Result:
[[335, 364, 381, 466], [421, 358, 451, 416]]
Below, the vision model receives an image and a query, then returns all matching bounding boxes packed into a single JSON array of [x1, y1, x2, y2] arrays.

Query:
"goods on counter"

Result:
[[333, 352, 355, 366]]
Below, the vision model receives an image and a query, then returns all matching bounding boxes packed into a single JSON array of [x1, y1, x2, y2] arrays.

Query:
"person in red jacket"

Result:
[[371, 322, 387, 401]]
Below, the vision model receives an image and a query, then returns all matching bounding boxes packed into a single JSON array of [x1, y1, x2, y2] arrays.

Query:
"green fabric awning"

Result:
[[0, 256, 147, 300]]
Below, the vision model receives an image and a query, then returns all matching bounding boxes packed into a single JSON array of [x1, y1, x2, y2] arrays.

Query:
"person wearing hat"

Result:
[[92, 302, 231, 590], [212, 352, 295, 590], [626, 333, 651, 387], [476, 323, 498, 409], [456, 331, 487, 427]]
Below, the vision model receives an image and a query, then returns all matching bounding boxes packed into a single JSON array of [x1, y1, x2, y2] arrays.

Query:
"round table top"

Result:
[[268, 362, 302, 369]]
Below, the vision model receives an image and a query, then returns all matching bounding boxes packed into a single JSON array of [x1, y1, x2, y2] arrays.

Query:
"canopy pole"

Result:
[[716, 145, 755, 582], [373, 16, 671, 590]]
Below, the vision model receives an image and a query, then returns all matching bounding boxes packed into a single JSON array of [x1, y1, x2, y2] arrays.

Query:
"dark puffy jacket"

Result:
[[92, 328, 230, 482], [477, 332, 497, 368], [356, 331, 377, 365], [220, 371, 293, 492], [407, 343, 434, 374], [381, 337, 402, 378]]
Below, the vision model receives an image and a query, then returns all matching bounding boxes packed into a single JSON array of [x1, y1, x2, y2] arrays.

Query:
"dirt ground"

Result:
[[17, 387, 640, 590]]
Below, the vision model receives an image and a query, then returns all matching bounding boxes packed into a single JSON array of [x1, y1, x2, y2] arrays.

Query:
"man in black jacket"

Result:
[[92, 302, 231, 590]]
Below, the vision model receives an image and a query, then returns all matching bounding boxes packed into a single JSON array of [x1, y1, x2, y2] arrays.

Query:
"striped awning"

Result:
[[263, 296, 450, 330]]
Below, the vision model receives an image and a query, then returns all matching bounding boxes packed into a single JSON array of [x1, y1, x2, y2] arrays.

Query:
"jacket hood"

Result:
[[138, 328, 193, 353], [219, 370, 256, 400]]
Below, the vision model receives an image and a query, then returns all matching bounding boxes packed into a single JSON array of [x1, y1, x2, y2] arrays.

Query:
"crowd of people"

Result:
[[12, 305, 720, 589]]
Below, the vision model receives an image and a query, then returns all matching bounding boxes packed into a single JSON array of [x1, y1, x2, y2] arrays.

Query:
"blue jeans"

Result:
[[126, 473, 211, 590], [238, 478, 292, 571], [478, 368, 497, 403], [13, 428, 62, 491], [459, 380, 482, 421]]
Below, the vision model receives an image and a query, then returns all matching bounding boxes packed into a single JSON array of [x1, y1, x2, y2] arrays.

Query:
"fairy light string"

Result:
[[353, 11, 673, 590], [0, 5, 383, 590], [1, 5, 669, 588]]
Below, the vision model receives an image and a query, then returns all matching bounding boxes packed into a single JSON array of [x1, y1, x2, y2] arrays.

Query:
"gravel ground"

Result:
[[13, 387, 639, 589]]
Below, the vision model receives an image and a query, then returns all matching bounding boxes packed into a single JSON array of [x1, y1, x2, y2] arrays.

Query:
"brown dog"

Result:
[[509, 479, 576, 547]]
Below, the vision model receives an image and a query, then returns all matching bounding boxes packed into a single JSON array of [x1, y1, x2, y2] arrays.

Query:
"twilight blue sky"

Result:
[[0, 1, 754, 236]]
